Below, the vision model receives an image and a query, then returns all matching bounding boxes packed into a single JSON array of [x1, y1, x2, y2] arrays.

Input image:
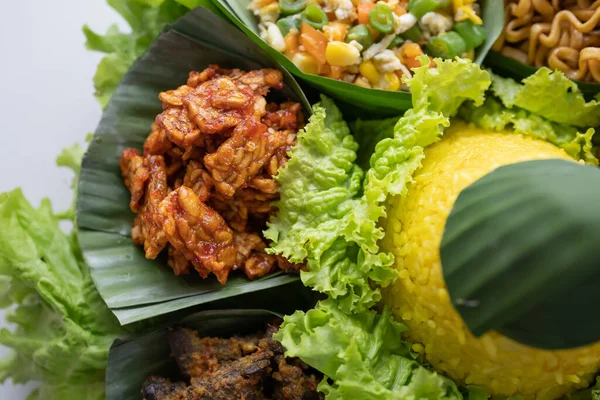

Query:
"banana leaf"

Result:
[[106, 309, 279, 400], [441, 159, 600, 350], [210, 0, 504, 117], [485, 51, 600, 98], [76, 7, 312, 325]]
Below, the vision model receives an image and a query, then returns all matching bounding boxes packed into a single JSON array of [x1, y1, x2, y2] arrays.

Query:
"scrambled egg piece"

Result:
[[381, 122, 600, 400]]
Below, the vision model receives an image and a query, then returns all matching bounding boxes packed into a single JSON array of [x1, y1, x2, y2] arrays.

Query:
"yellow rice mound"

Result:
[[381, 122, 600, 400]]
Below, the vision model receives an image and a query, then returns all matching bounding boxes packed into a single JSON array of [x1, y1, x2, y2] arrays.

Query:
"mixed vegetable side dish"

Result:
[[251, 0, 487, 90], [1, 1, 600, 400]]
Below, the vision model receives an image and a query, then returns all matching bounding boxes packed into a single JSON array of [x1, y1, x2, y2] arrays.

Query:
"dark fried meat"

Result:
[[131, 155, 169, 259], [204, 117, 286, 197], [142, 376, 187, 400], [186, 349, 273, 400], [120, 148, 149, 213], [158, 185, 237, 283], [272, 357, 322, 400], [144, 323, 324, 400], [168, 327, 260, 378], [122, 65, 304, 282]]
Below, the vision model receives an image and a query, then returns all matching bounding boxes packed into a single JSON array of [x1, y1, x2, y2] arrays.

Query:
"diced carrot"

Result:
[[319, 63, 331, 76], [329, 66, 346, 79], [403, 43, 423, 58], [428, 56, 436, 68], [325, 21, 349, 42], [393, 5, 407, 16], [284, 31, 300, 57], [357, 3, 376, 25], [395, 69, 404, 81], [300, 23, 328, 65]]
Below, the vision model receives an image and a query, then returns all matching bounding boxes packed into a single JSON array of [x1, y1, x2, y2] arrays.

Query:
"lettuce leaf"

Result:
[[363, 57, 490, 222], [273, 60, 491, 399], [275, 299, 462, 400], [0, 151, 122, 400], [266, 96, 395, 313], [83, 0, 189, 107], [459, 97, 597, 165], [490, 69, 600, 128]]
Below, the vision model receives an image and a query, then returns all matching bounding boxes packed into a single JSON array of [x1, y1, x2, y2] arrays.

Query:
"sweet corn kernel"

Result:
[[376, 71, 400, 91], [359, 60, 380, 85], [354, 75, 372, 88], [265, 22, 287, 52], [292, 52, 320, 75], [456, 5, 483, 24], [452, 0, 476, 13], [325, 41, 361, 66]]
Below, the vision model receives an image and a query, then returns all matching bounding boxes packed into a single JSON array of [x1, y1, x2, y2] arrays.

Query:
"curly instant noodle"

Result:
[[495, 0, 600, 82]]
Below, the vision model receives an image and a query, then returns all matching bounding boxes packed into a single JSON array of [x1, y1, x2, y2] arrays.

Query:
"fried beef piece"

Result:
[[142, 376, 187, 400], [185, 348, 274, 400], [272, 357, 322, 400], [120, 148, 150, 212], [168, 328, 260, 378], [257, 333, 323, 400], [142, 321, 324, 400], [204, 117, 286, 197], [158, 185, 237, 283], [131, 155, 169, 259]]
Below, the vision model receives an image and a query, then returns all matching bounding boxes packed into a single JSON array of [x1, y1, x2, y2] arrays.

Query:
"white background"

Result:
[[0, 1, 124, 397]]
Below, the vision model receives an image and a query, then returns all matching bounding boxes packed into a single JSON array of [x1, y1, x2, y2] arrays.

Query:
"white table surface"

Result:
[[0, 1, 124, 397]]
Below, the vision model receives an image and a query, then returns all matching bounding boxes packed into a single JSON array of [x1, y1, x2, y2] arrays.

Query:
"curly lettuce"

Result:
[[0, 148, 123, 400], [272, 60, 491, 400], [460, 97, 597, 165], [266, 96, 395, 313], [363, 57, 490, 222], [490, 69, 600, 128], [275, 299, 462, 400], [83, 0, 200, 107]]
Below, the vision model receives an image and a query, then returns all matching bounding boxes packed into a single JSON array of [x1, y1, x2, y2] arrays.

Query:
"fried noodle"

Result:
[[494, 0, 600, 82]]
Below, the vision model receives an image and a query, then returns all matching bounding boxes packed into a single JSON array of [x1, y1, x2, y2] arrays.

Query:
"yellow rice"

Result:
[[381, 122, 600, 400]]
